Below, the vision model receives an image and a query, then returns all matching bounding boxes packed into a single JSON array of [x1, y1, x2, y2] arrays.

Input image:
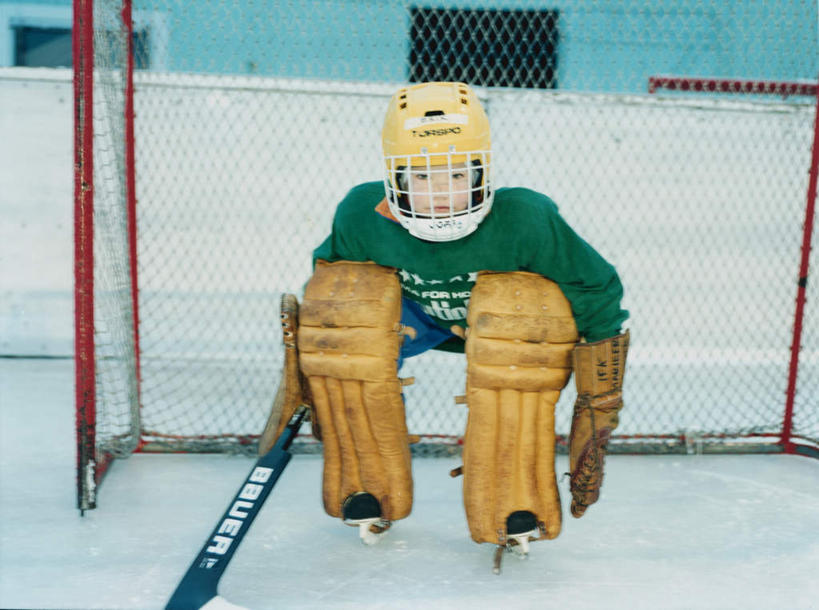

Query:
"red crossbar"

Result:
[[649, 76, 817, 97]]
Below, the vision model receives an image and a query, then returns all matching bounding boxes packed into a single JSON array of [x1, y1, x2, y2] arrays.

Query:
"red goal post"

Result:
[[74, 0, 819, 511], [648, 75, 819, 460]]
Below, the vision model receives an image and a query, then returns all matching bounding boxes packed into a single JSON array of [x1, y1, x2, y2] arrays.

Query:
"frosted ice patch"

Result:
[[403, 113, 468, 129]]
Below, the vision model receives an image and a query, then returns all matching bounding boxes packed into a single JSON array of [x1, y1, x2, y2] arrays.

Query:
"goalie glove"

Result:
[[258, 294, 314, 456], [568, 331, 630, 517]]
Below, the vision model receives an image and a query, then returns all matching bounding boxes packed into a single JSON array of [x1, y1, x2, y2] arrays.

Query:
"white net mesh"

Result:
[[89, 0, 140, 458], [83, 1, 818, 462]]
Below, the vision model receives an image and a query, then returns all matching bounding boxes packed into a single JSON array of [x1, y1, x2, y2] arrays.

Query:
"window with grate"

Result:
[[409, 7, 559, 89]]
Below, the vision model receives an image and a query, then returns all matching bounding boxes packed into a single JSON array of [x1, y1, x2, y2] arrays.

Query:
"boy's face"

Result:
[[403, 163, 471, 216]]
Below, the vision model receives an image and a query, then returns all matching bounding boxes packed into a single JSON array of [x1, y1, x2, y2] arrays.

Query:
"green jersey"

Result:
[[313, 181, 628, 344]]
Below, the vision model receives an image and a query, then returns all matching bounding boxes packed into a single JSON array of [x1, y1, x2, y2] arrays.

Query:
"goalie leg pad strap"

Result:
[[299, 260, 412, 521], [463, 271, 579, 545]]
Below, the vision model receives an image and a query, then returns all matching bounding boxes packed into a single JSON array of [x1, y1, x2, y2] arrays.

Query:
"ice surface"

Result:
[[1, 358, 818, 610]]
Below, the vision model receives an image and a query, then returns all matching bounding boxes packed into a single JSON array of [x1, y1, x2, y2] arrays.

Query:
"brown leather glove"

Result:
[[258, 293, 311, 455], [568, 331, 630, 517]]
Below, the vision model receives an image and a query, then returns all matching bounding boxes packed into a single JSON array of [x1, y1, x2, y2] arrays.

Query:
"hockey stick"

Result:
[[165, 404, 308, 610]]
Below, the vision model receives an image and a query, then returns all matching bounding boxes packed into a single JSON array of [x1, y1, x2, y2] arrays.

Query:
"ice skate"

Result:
[[342, 492, 392, 545], [493, 511, 539, 575]]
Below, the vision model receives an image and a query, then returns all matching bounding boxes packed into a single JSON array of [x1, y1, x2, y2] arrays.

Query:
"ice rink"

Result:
[[2, 69, 818, 609], [1, 357, 818, 609]]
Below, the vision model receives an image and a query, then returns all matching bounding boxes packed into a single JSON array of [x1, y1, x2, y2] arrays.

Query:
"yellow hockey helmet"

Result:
[[381, 82, 493, 242]]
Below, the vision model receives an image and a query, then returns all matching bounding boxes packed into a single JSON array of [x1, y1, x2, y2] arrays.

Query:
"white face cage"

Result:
[[383, 150, 493, 242]]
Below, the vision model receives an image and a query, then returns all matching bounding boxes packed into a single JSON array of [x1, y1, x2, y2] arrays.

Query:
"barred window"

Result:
[[409, 8, 559, 89]]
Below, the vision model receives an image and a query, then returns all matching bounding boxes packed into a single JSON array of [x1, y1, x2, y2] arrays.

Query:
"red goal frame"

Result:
[[73, 1, 819, 512], [648, 75, 819, 459], [73, 0, 141, 511], [648, 75, 817, 98]]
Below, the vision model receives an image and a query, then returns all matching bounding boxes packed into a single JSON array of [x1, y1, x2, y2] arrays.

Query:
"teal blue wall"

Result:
[[3, 0, 817, 93]]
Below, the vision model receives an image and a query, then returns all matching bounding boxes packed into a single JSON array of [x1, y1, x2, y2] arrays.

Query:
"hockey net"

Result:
[[75, 0, 819, 509]]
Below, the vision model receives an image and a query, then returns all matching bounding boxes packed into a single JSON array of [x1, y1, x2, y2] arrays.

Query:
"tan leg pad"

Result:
[[463, 271, 579, 544], [299, 260, 412, 521]]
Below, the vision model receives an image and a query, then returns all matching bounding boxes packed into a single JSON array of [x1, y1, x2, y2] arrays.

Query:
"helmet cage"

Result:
[[384, 149, 493, 242]]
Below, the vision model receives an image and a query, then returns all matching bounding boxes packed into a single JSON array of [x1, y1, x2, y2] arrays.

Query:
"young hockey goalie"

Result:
[[265, 81, 630, 571]]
